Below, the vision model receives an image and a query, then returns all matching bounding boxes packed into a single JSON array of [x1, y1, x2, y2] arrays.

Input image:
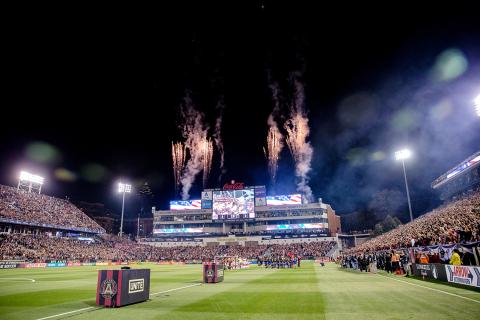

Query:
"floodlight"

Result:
[[19, 171, 44, 184], [117, 182, 132, 237], [118, 183, 131, 193], [393, 149, 414, 222], [394, 149, 412, 161]]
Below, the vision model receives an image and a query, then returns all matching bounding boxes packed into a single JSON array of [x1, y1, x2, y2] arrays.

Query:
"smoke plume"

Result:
[[284, 75, 314, 202], [179, 94, 211, 200], [213, 97, 226, 185]]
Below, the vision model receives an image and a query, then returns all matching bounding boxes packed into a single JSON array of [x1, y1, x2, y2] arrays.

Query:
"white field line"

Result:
[[151, 283, 202, 295], [0, 277, 36, 282], [378, 274, 480, 304], [34, 282, 202, 320], [35, 307, 97, 320]]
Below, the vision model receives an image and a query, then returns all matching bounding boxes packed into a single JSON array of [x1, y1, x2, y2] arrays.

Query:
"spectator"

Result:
[[0, 185, 104, 233], [345, 191, 480, 254], [0, 233, 336, 262], [449, 249, 461, 265]]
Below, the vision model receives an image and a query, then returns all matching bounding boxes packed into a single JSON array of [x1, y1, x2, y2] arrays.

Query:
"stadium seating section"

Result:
[[0, 185, 104, 233], [348, 191, 480, 254], [0, 233, 335, 262]]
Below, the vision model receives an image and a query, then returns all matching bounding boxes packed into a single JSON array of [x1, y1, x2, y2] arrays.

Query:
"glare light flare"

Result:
[[118, 183, 131, 193], [264, 126, 283, 183], [172, 141, 186, 191], [394, 149, 412, 161], [19, 171, 44, 184]]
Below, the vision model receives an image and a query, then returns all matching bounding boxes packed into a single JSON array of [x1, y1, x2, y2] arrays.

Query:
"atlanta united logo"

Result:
[[101, 279, 117, 299], [207, 269, 214, 278]]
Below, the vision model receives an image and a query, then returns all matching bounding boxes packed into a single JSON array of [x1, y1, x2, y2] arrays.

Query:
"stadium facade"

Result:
[[149, 182, 341, 245], [432, 151, 480, 200]]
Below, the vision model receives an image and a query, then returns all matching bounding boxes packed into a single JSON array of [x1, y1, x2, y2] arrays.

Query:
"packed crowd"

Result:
[[0, 232, 335, 262], [0, 185, 104, 233], [340, 251, 408, 273], [348, 191, 480, 254], [340, 243, 478, 274]]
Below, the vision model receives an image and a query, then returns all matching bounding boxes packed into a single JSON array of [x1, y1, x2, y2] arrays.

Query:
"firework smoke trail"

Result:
[[172, 141, 186, 193], [180, 95, 210, 200], [202, 138, 213, 188], [213, 97, 225, 185], [265, 82, 284, 184], [284, 76, 314, 202]]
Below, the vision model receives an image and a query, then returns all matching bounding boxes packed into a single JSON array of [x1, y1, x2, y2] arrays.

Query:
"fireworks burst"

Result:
[[172, 141, 186, 193], [284, 76, 313, 202], [264, 125, 283, 183], [178, 94, 218, 200], [202, 138, 213, 188], [265, 82, 284, 184], [284, 115, 310, 162]]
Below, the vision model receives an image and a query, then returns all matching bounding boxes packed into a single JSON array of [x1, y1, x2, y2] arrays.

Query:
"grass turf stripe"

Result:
[[378, 274, 480, 304]]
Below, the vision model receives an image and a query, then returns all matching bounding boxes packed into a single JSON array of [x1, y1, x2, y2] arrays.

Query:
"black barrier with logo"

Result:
[[203, 263, 224, 283], [0, 261, 21, 269], [412, 263, 448, 282], [445, 265, 480, 288], [412, 263, 480, 288], [96, 269, 150, 307]]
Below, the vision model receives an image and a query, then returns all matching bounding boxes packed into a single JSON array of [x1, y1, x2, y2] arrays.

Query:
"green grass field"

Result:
[[0, 262, 479, 320]]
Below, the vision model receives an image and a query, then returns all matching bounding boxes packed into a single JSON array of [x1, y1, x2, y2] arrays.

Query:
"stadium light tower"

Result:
[[18, 171, 44, 194], [118, 182, 131, 237], [475, 94, 480, 117], [395, 149, 414, 223]]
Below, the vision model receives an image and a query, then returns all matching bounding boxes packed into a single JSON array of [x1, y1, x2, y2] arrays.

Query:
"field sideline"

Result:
[[0, 261, 479, 320]]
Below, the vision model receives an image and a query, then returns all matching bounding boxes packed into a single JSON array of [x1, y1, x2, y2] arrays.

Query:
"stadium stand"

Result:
[[345, 190, 480, 254], [0, 233, 335, 262], [0, 184, 105, 234]]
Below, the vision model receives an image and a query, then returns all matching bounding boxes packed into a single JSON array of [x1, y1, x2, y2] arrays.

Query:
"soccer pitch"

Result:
[[0, 262, 479, 320]]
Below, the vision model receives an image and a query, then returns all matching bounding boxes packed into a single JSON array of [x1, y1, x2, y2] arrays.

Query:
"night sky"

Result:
[[1, 3, 479, 224]]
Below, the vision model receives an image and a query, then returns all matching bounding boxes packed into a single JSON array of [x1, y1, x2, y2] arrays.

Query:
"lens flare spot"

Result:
[[346, 148, 367, 166], [371, 151, 386, 161], [391, 108, 420, 131], [338, 92, 379, 127], [431, 48, 468, 82], [54, 168, 77, 182], [25, 142, 61, 164], [81, 163, 107, 183], [430, 99, 453, 121]]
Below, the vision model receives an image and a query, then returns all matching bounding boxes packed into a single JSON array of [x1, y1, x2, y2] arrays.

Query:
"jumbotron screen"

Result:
[[169, 200, 201, 211], [266, 223, 327, 231], [153, 227, 203, 234], [212, 189, 255, 220]]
